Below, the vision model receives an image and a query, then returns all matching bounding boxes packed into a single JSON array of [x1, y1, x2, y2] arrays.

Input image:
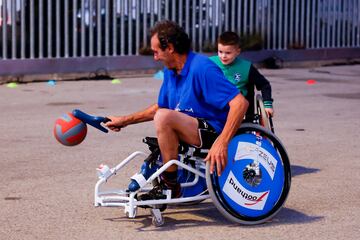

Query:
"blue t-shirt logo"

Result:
[[175, 103, 194, 113]]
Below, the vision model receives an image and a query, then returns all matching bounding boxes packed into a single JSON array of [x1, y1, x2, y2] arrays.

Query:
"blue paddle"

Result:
[[72, 109, 110, 133]]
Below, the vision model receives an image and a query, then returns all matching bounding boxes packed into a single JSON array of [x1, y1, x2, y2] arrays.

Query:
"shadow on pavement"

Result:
[[291, 165, 320, 178], [103, 165, 322, 230], [103, 166, 321, 230], [262, 207, 324, 226], [104, 202, 323, 231]]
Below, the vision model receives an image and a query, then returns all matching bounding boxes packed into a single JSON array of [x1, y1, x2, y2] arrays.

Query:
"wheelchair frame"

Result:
[[93, 95, 291, 227], [95, 144, 211, 226]]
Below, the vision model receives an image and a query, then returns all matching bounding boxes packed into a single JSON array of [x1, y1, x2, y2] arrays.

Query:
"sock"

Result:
[[161, 170, 177, 186], [160, 170, 181, 197]]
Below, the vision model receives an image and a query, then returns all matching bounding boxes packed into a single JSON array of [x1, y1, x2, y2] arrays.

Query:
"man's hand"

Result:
[[105, 116, 127, 132], [204, 138, 228, 176], [104, 104, 159, 132]]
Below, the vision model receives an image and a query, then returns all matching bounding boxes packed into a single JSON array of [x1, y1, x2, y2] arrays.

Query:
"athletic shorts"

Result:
[[195, 118, 219, 149]]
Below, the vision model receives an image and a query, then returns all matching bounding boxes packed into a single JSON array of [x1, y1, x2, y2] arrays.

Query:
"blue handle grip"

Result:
[[72, 109, 110, 133]]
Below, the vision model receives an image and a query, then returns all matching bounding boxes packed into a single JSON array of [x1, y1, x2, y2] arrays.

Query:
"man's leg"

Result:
[[138, 109, 217, 200], [152, 109, 201, 197], [154, 109, 201, 171], [129, 109, 200, 194]]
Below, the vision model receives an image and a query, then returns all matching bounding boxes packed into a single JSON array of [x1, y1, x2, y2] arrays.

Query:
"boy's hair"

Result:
[[218, 31, 241, 48], [150, 20, 191, 54]]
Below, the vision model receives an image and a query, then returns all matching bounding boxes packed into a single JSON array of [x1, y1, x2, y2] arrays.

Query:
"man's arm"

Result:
[[105, 104, 159, 132], [205, 93, 249, 176]]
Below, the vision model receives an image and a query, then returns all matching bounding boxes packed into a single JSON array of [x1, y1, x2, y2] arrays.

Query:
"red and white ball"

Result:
[[54, 113, 87, 146]]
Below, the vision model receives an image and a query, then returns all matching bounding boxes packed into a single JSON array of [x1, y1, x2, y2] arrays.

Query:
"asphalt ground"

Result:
[[0, 65, 359, 240]]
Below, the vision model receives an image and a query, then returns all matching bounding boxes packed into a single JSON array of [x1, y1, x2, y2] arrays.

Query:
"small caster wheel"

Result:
[[154, 204, 167, 212], [151, 209, 164, 227], [125, 208, 137, 218], [152, 215, 164, 227]]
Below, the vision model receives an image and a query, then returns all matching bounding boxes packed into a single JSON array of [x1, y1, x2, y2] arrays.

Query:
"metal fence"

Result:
[[0, 0, 359, 68]]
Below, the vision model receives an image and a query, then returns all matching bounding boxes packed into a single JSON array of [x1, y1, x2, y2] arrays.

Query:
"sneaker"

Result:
[[136, 184, 168, 211], [128, 156, 159, 192], [137, 181, 182, 201], [137, 184, 167, 201]]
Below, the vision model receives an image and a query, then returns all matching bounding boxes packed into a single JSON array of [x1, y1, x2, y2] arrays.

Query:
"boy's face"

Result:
[[217, 43, 241, 65]]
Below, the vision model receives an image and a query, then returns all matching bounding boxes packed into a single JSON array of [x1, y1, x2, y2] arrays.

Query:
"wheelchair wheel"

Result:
[[256, 94, 272, 132], [206, 123, 291, 225]]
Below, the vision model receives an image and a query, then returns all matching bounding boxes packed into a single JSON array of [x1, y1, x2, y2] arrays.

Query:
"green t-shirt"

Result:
[[209, 56, 251, 96]]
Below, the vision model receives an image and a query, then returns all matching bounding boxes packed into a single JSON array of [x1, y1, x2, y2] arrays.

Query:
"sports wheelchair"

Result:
[[74, 95, 291, 227]]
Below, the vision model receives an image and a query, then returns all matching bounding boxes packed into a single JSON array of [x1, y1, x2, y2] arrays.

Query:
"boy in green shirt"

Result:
[[210, 31, 274, 118]]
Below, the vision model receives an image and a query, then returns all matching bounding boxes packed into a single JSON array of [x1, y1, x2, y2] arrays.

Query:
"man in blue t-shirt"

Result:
[[105, 20, 249, 199]]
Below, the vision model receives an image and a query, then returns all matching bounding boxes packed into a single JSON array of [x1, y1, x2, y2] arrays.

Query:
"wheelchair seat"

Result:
[[143, 136, 209, 159]]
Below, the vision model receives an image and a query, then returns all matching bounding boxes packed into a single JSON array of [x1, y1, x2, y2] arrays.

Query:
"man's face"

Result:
[[151, 34, 174, 69], [217, 43, 241, 65]]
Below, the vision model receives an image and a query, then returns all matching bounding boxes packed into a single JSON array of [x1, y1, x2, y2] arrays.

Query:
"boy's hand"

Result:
[[265, 108, 274, 117]]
